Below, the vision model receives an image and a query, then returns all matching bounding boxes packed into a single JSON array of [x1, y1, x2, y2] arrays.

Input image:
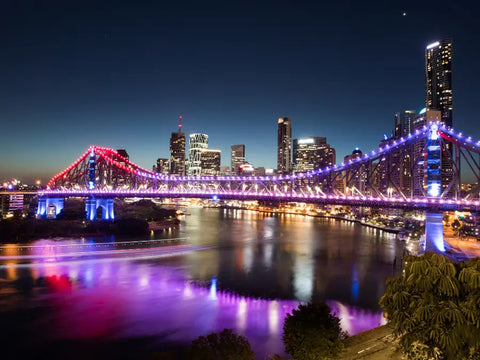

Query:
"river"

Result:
[[0, 208, 409, 359]]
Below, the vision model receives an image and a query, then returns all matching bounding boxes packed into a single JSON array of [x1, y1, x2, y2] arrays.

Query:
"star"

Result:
[[402, 12, 407, 16]]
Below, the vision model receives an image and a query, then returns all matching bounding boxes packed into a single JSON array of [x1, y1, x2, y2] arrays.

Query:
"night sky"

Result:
[[1, 0, 479, 183]]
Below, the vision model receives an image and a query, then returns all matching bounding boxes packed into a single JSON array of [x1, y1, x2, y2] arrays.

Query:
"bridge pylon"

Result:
[[85, 198, 115, 221], [424, 123, 445, 253]]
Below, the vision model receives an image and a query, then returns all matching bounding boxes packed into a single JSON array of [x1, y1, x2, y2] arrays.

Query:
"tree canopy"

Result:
[[282, 302, 345, 360], [188, 329, 255, 360], [380, 252, 480, 359]]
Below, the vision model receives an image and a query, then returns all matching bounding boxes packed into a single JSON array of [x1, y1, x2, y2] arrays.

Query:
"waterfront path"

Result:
[[341, 325, 402, 359]]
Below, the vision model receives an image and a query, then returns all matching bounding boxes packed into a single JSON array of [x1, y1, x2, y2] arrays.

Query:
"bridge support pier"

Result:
[[424, 211, 445, 253], [36, 197, 64, 219], [85, 198, 115, 221]]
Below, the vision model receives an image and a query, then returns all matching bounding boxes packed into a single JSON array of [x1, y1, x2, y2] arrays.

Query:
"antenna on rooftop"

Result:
[[178, 115, 183, 131]]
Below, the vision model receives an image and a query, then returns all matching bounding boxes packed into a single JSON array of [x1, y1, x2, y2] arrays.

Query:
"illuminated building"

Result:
[[220, 166, 231, 176], [231, 144, 245, 175], [188, 133, 209, 176], [170, 118, 186, 175], [293, 137, 336, 173], [426, 40, 456, 197], [239, 163, 255, 175], [115, 149, 130, 187], [394, 110, 416, 138], [254, 167, 266, 176], [154, 158, 169, 175], [390, 111, 416, 196], [277, 117, 292, 174], [0, 195, 8, 218], [200, 149, 221, 176], [426, 40, 453, 126], [8, 194, 24, 213], [344, 148, 366, 195]]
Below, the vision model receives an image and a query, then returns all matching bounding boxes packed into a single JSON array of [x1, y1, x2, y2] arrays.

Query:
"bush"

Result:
[[188, 329, 255, 360], [282, 302, 344, 360]]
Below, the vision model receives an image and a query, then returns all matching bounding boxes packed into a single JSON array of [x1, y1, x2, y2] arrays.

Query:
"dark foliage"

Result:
[[188, 329, 255, 360], [380, 252, 480, 359], [282, 302, 344, 360]]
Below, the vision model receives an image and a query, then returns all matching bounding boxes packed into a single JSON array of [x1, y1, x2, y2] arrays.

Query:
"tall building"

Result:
[[344, 148, 366, 195], [277, 117, 292, 174], [425, 40, 455, 197], [293, 137, 336, 173], [231, 144, 245, 175], [425, 39, 453, 126], [170, 118, 186, 176], [394, 110, 416, 138], [188, 133, 209, 176], [200, 149, 221, 176], [154, 158, 169, 175]]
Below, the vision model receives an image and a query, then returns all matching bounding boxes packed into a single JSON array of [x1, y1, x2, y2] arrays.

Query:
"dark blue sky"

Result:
[[1, 0, 479, 183]]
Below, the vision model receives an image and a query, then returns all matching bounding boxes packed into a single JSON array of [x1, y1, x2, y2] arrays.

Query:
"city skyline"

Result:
[[1, 1, 480, 183]]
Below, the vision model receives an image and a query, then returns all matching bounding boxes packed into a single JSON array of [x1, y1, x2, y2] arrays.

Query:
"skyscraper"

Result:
[[292, 137, 336, 173], [170, 118, 186, 176], [154, 158, 169, 175], [394, 110, 416, 139], [200, 149, 221, 176], [231, 144, 245, 175], [425, 40, 455, 197], [425, 39, 453, 126], [277, 117, 292, 174], [188, 133, 208, 176]]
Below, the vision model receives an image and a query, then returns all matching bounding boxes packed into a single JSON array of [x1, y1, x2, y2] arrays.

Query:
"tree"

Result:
[[282, 302, 345, 360], [188, 329, 255, 360], [380, 252, 480, 359]]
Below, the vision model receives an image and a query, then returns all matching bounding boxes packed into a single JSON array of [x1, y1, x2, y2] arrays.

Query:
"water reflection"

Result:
[[0, 208, 400, 358]]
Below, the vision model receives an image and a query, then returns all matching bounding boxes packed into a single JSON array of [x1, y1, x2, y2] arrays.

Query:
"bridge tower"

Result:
[[424, 123, 445, 253], [85, 148, 115, 221], [36, 197, 64, 219]]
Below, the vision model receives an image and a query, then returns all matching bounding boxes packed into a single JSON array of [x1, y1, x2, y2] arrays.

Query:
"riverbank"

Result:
[[206, 205, 404, 234], [0, 217, 180, 243], [0, 199, 180, 243]]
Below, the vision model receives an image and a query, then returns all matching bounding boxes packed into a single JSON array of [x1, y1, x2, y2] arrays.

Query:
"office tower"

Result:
[[188, 133, 209, 176], [344, 148, 366, 195], [426, 40, 455, 197], [231, 144, 245, 175], [293, 137, 336, 173], [154, 158, 169, 175], [277, 117, 292, 174], [200, 149, 221, 176], [238, 162, 255, 175], [394, 110, 416, 138], [170, 118, 186, 175], [425, 40, 453, 126], [220, 166, 231, 176]]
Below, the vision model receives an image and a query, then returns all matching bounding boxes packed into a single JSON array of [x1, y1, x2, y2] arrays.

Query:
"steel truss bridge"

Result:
[[39, 122, 480, 211], [36, 122, 480, 253]]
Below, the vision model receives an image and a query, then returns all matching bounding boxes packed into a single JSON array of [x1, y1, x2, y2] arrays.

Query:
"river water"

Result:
[[0, 208, 408, 359]]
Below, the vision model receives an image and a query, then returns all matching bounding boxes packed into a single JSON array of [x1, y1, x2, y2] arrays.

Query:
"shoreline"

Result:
[[206, 205, 402, 234]]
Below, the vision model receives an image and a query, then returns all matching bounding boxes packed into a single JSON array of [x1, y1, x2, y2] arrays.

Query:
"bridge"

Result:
[[37, 122, 480, 253]]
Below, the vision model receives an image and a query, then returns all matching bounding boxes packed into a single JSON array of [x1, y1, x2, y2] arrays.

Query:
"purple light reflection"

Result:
[[1, 246, 385, 358]]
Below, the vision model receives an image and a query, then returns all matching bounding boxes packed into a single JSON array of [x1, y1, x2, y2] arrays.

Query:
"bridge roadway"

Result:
[[38, 189, 480, 212]]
